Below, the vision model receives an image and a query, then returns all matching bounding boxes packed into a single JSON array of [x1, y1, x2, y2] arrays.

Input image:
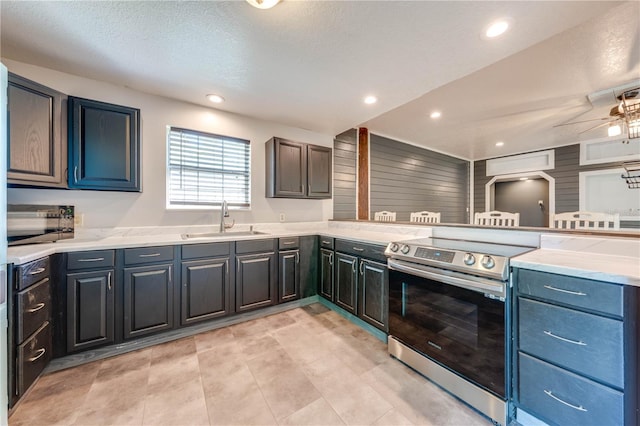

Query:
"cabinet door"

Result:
[[335, 253, 358, 315], [68, 96, 140, 191], [123, 264, 173, 339], [279, 250, 300, 303], [272, 138, 306, 197], [307, 144, 332, 198], [7, 73, 66, 187], [319, 248, 334, 301], [181, 258, 230, 325], [359, 259, 388, 331], [236, 252, 276, 312], [66, 269, 114, 352]]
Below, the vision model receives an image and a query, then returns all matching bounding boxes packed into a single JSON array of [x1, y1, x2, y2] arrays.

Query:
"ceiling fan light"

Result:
[[608, 124, 622, 137], [246, 0, 280, 9]]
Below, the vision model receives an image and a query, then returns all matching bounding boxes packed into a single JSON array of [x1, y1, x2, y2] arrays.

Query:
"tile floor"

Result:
[[9, 303, 490, 426]]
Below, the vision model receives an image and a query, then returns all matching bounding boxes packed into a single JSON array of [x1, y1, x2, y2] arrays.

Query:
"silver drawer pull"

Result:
[[543, 285, 587, 296], [543, 330, 587, 346], [282, 241, 296, 245], [26, 303, 46, 313], [322, 240, 331, 245], [544, 390, 587, 412], [139, 253, 161, 257], [78, 257, 105, 262], [352, 247, 364, 252], [29, 268, 46, 275], [29, 348, 46, 362]]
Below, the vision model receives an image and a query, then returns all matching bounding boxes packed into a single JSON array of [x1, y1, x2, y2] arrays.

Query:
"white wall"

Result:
[[3, 59, 334, 228]]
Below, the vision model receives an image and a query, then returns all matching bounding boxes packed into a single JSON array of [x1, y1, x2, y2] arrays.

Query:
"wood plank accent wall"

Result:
[[474, 144, 639, 228], [369, 134, 469, 223], [357, 128, 369, 220], [333, 129, 357, 220]]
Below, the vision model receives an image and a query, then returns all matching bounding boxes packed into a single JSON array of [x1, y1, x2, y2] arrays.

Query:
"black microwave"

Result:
[[7, 205, 74, 246]]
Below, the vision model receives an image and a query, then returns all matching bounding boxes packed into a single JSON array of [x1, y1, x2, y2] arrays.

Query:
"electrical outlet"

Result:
[[74, 213, 84, 227], [279, 213, 285, 222]]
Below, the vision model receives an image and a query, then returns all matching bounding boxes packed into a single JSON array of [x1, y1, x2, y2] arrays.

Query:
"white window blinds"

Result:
[[168, 127, 250, 208]]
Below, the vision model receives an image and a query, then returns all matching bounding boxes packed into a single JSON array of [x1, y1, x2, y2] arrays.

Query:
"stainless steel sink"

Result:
[[181, 230, 269, 240]]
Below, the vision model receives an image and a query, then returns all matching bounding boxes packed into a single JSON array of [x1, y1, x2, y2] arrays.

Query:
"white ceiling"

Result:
[[1, 1, 638, 160]]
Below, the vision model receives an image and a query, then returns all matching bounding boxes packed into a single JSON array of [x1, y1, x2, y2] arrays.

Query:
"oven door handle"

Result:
[[387, 259, 505, 300]]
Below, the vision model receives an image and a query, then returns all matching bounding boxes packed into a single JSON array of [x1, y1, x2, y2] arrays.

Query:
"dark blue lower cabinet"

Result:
[[181, 257, 230, 325], [235, 252, 276, 313], [123, 264, 174, 339]]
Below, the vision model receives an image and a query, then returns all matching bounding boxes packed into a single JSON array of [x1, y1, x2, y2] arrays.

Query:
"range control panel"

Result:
[[414, 247, 455, 263]]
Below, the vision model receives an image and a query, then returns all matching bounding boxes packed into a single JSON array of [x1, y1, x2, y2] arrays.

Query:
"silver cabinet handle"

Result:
[[168, 266, 172, 284], [329, 252, 333, 265], [29, 348, 46, 362], [322, 240, 331, 245], [308, 184, 311, 195], [139, 253, 161, 258], [29, 268, 46, 275], [359, 260, 365, 275], [544, 390, 587, 412], [74, 166, 78, 183], [543, 330, 587, 346], [296, 252, 300, 264], [78, 257, 105, 262], [352, 247, 364, 252], [543, 285, 587, 296], [225, 259, 229, 277], [237, 259, 241, 272], [26, 303, 45, 313], [351, 260, 356, 273], [108, 272, 112, 291]]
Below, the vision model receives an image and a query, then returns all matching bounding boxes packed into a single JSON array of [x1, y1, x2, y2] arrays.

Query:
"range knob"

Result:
[[400, 244, 411, 254], [389, 243, 399, 252], [481, 255, 495, 269], [463, 253, 476, 265]]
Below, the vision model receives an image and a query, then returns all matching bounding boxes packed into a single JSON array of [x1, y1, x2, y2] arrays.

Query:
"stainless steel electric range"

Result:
[[384, 237, 535, 425]]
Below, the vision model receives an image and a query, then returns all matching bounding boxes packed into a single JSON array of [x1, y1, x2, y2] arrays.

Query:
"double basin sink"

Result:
[[181, 230, 269, 240]]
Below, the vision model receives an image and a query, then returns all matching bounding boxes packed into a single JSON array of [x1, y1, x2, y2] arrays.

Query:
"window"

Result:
[[167, 127, 250, 208]]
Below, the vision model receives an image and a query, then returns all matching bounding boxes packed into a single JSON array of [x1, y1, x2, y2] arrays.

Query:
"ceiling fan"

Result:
[[554, 82, 640, 140]]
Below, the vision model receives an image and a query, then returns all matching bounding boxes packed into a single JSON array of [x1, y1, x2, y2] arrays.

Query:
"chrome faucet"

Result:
[[219, 200, 234, 233]]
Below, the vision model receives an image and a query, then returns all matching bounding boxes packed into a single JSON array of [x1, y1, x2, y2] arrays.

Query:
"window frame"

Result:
[[165, 126, 251, 211]]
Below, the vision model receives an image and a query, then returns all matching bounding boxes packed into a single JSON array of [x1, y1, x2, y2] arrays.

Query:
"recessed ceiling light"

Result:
[[246, 0, 280, 9], [430, 111, 442, 119], [364, 96, 377, 105], [206, 94, 225, 104], [484, 19, 512, 39], [495, 141, 504, 147]]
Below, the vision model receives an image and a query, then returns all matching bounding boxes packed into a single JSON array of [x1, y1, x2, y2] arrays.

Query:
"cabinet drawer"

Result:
[[182, 242, 230, 260], [236, 239, 276, 254], [124, 246, 174, 265], [17, 321, 52, 397], [279, 237, 299, 250], [319, 236, 334, 249], [518, 298, 623, 388], [517, 269, 623, 317], [518, 352, 623, 426], [16, 257, 49, 291], [16, 278, 51, 343], [335, 239, 386, 262], [67, 250, 115, 270]]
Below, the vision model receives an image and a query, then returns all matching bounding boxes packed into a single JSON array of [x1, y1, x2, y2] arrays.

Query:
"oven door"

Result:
[[388, 262, 506, 398]]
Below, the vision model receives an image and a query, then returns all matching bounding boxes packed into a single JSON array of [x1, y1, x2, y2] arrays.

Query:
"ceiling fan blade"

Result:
[[553, 117, 611, 128], [578, 121, 613, 134]]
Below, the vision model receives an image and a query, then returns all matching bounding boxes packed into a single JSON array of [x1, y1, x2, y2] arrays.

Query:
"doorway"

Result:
[[494, 178, 549, 227]]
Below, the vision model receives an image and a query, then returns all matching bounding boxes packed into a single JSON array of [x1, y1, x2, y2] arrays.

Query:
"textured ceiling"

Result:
[[1, 1, 636, 160]]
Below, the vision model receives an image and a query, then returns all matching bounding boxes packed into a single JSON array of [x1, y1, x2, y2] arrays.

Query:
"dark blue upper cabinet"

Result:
[[68, 97, 141, 191]]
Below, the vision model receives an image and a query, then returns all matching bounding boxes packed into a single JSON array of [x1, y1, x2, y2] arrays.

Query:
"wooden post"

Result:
[[358, 127, 369, 220]]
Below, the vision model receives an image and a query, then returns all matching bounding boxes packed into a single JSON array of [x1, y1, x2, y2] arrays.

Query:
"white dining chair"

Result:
[[551, 211, 620, 230], [474, 211, 520, 227], [374, 211, 396, 222], [409, 211, 441, 224]]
